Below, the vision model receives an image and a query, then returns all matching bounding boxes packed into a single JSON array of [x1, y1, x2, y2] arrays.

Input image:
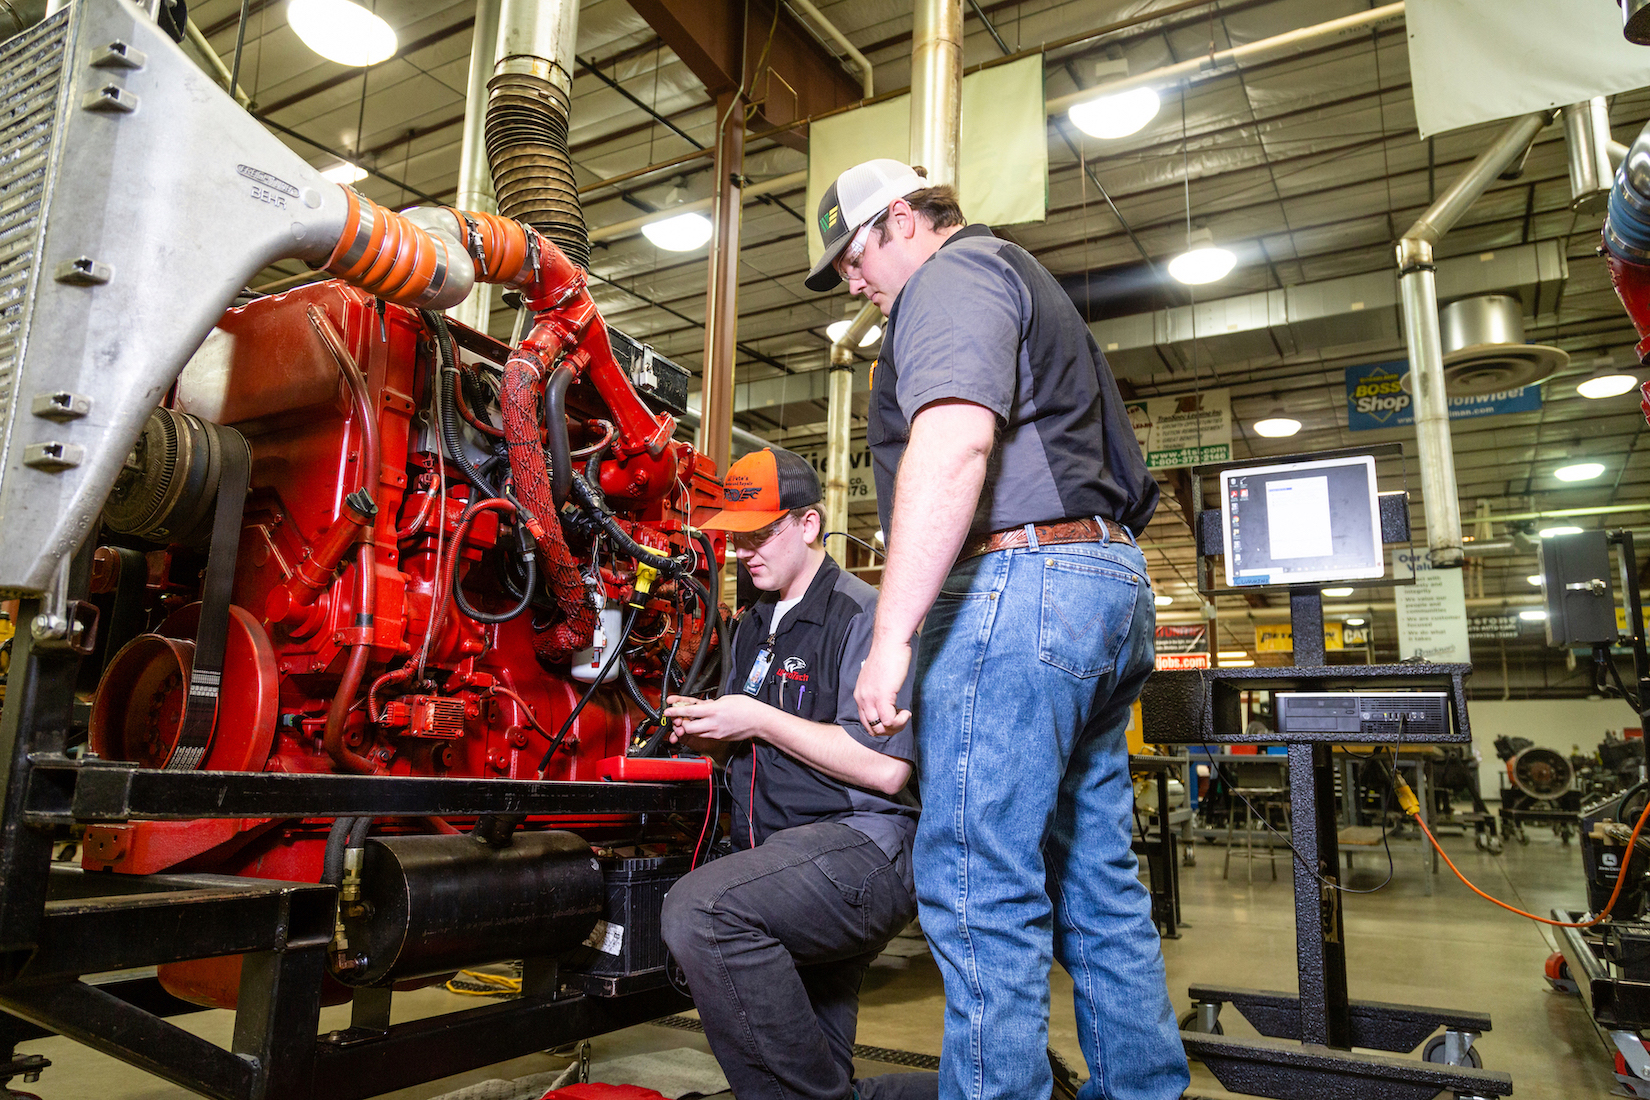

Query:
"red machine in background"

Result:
[[1604, 122, 1650, 424], [74, 253, 724, 1007]]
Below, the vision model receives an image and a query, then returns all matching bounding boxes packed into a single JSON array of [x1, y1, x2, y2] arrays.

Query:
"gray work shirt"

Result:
[[867, 224, 1159, 538]]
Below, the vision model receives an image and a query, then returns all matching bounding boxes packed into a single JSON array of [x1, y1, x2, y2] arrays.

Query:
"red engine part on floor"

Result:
[[540, 1086, 672, 1100], [83, 280, 726, 1009]]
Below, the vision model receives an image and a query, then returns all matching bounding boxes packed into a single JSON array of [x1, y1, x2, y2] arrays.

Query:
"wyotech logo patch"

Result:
[[724, 478, 762, 502], [820, 205, 841, 236]]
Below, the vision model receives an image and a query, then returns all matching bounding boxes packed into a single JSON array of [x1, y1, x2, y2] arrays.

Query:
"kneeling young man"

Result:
[[661, 447, 924, 1100]]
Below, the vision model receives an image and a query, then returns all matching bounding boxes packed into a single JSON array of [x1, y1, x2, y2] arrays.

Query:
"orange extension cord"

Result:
[[1398, 772, 1650, 928]]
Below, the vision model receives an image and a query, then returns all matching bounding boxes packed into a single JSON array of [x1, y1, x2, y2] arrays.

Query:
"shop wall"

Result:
[[1465, 698, 1641, 800]]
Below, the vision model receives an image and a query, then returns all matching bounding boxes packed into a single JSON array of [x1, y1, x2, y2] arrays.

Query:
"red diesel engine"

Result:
[[75, 275, 724, 1008]]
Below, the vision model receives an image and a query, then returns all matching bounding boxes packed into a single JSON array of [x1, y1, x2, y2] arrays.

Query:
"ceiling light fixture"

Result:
[[1519, 608, 1548, 621], [322, 161, 368, 185], [288, 0, 397, 66], [1222, 658, 1256, 667], [1322, 587, 1354, 598], [1577, 372, 1639, 399], [1344, 617, 1366, 626], [641, 211, 713, 252], [1154, 594, 1174, 607], [1540, 525, 1584, 538], [1068, 86, 1161, 140], [1168, 227, 1236, 285], [1554, 462, 1605, 482], [1526, 574, 1542, 586], [1252, 414, 1302, 438], [1218, 650, 1248, 659], [826, 319, 881, 347]]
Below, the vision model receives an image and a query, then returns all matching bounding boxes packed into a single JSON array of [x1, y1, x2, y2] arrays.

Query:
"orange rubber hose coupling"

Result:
[[325, 187, 471, 310]]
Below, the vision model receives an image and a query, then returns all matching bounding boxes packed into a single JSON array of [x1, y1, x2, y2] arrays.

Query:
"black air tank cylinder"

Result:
[[336, 830, 602, 986]]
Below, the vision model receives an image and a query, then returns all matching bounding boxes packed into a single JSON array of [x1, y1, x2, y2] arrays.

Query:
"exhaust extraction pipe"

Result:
[[1396, 110, 1553, 568], [823, 304, 880, 556], [821, 0, 959, 558], [1602, 117, 1650, 423], [487, 0, 588, 270]]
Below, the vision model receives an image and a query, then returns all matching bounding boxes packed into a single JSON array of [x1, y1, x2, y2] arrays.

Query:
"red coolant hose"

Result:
[[308, 306, 380, 774]]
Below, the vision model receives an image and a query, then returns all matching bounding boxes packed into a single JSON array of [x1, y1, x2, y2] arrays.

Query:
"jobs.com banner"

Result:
[[1345, 359, 1540, 432]]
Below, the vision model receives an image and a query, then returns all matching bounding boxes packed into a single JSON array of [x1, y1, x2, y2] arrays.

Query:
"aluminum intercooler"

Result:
[[0, 0, 350, 598]]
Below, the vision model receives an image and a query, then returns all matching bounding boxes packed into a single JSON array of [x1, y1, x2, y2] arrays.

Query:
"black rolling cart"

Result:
[[1142, 446, 1511, 1100]]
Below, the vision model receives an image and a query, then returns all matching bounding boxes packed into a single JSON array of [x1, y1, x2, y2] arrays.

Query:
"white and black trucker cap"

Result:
[[804, 159, 928, 292]]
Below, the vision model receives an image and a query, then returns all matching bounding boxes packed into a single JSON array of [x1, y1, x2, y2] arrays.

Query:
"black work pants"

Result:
[[661, 821, 931, 1100]]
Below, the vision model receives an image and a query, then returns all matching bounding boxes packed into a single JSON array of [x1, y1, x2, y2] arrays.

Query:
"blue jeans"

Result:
[[913, 537, 1188, 1100]]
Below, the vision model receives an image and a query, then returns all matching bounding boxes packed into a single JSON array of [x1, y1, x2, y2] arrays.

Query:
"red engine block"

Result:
[[81, 283, 723, 1007]]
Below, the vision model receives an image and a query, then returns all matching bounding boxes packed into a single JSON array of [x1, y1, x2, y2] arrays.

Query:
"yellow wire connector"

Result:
[[629, 562, 660, 609], [1392, 773, 1421, 818]]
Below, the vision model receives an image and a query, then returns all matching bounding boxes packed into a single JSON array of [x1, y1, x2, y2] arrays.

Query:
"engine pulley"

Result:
[[103, 408, 231, 545], [89, 604, 278, 771]]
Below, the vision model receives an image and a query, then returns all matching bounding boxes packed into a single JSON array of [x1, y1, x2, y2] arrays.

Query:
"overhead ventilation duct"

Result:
[[1622, 0, 1650, 44], [1433, 294, 1568, 396], [1088, 241, 1567, 382], [487, 0, 589, 269], [1563, 97, 1615, 214]]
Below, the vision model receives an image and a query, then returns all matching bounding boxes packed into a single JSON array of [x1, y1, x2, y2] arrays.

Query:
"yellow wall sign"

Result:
[[1255, 623, 1347, 652]]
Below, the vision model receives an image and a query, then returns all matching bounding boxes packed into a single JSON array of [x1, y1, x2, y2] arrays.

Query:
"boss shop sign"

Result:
[[1345, 359, 1540, 432]]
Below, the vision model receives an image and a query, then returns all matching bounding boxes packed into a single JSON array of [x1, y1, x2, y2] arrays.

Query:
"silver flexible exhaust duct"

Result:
[[487, 0, 588, 270]]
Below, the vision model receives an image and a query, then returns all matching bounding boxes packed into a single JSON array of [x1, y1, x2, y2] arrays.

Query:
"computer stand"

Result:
[[1143, 585, 1512, 1100]]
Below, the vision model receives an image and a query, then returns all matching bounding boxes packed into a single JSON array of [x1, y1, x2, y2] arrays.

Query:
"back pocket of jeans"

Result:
[[1038, 558, 1138, 678], [814, 846, 870, 906]]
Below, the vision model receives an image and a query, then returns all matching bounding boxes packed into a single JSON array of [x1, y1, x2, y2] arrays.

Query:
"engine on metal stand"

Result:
[[77, 226, 725, 1007]]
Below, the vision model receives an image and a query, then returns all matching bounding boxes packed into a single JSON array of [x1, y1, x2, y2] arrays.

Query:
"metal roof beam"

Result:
[[625, 0, 863, 142]]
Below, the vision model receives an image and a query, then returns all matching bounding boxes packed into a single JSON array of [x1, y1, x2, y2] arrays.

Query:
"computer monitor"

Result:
[[1221, 455, 1385, 588]]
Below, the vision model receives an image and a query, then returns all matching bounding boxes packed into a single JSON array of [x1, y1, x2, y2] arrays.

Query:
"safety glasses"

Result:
[[729, 515, 794, 551], [834, 208, 891, 280]]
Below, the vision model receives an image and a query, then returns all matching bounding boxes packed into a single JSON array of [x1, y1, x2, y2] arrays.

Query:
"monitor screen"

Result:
[[1221, 455, 1384, 588]]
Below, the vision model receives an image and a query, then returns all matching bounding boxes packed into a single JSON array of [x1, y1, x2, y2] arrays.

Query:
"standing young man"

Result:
[[660, 447, 929, 1100], [804, 159, 1188, 1100]]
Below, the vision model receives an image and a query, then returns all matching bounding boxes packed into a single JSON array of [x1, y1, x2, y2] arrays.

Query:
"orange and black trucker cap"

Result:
[[698, 448, 823, 532]]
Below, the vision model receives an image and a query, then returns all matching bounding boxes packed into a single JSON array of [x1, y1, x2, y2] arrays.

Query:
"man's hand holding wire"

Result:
[[664, 694, 765, 744]]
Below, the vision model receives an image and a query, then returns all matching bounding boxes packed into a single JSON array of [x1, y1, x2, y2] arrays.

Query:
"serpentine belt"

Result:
[[165, 426, 252, 771]]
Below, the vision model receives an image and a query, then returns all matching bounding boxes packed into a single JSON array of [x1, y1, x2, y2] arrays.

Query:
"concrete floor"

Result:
[[10, 819, 1621, 1099]]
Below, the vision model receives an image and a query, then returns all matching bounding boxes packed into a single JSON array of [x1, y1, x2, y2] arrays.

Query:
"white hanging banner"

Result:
[[805, 54, 1048, 267], [1393, 548, 1471, 664], [1406, 0, 1650, 139]]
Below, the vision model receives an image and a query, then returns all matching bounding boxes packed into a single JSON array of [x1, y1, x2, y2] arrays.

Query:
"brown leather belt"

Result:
[[959, 517, 1135, 561]]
